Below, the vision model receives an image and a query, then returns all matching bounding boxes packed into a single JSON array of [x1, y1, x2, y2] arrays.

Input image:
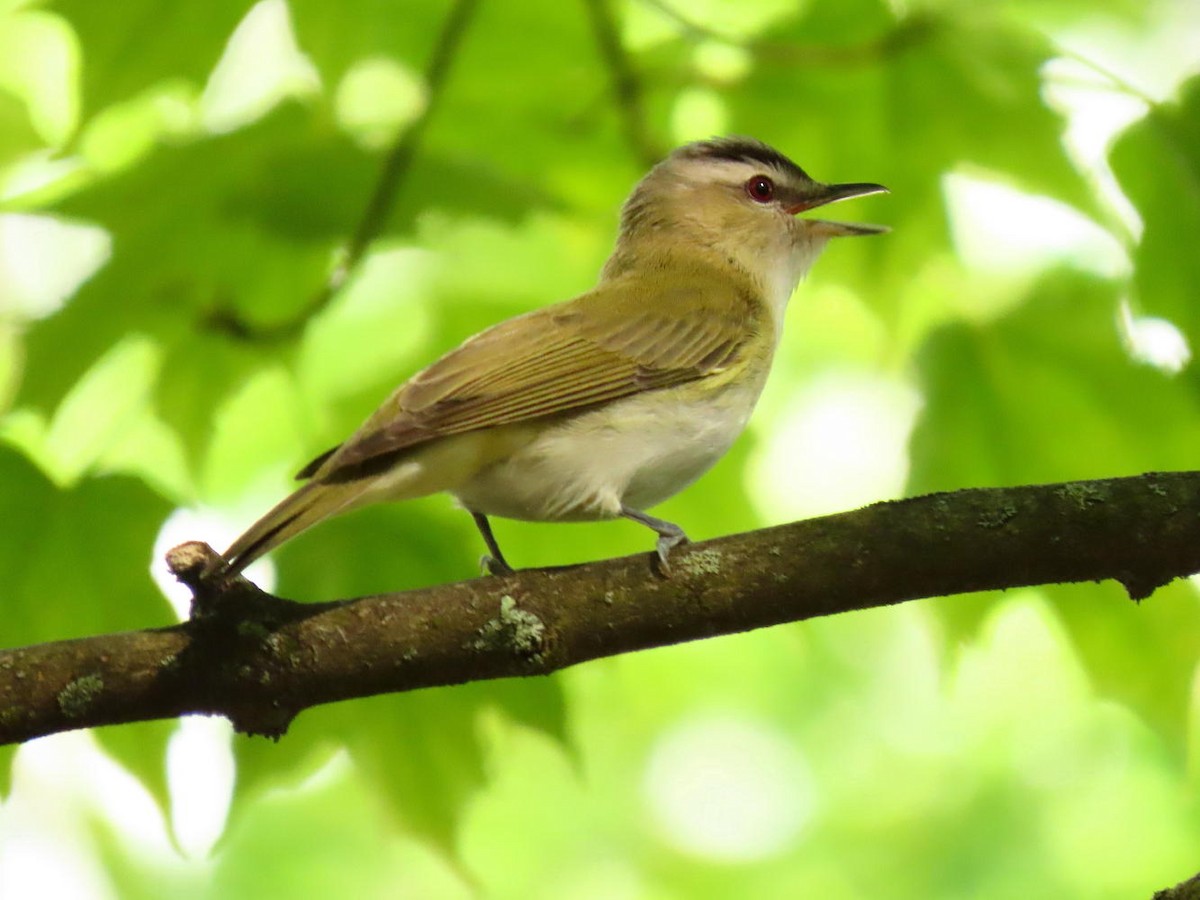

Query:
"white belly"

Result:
[[452, 376, 765, 522]]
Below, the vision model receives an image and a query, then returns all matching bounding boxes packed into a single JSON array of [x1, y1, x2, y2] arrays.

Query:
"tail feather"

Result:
[[217, 480, 364, 579], [204, 432, 495, 583]]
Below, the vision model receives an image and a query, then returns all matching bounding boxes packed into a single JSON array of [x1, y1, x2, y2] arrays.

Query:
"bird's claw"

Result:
[[654, 532, 690, 578], [480, 554, 515, 577]]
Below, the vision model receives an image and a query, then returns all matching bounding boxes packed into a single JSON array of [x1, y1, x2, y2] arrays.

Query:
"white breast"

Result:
[[453, 373, 767, 522]]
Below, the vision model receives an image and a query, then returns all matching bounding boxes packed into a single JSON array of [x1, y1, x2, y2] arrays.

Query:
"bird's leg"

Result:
[[472, 512, 514, 576], [621, 506, 689, 575]]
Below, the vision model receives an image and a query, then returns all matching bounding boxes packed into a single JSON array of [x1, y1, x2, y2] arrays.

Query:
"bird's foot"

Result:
[[480, 554, 515, 577], [654, 528, 690, 577], [621, 506, 689, 578]]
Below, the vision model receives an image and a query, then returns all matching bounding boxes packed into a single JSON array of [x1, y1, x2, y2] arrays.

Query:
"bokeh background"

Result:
[[1, 0, 1199, 896]]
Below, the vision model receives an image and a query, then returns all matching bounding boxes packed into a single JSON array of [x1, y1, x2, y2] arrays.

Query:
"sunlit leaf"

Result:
[[228, 675, 568, 857], [1109, 75, 1200, 345], [0, 89, 43, 174], [4, 0, 1199, 893], [54, 0, 249, 118], [0, 743, 13, 797], [0, 445, 174, 801], [0, 445, 173, 643], [909, 269, 1200, 737]]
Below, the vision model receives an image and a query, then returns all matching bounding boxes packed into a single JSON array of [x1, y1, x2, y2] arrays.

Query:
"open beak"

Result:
[[787, 182, 889, 237]]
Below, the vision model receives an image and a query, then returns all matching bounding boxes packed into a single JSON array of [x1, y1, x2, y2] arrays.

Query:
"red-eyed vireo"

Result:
[[209, 137, 886, 581]]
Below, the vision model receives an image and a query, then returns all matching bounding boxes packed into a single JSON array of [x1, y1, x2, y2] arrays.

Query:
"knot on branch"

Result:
[[165, 541, 342, 739]]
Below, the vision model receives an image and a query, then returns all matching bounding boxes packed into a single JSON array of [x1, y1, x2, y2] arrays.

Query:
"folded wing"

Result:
[[306, 271, 762, 481]]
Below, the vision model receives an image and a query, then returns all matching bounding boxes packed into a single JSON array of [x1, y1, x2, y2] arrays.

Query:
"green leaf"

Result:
[[228, 676, 568, 858], [909, 269, 1200, 738], [292, 0, 638, 216], [341, 690, 488, 850], [0, 88, 43, 173], [0, 8, 80, 147], [43, 334, 161, 484], [7, 0, 1198, 888], [722, 0, 1098, 343], [0, 743, 14, 797], [17, 104, 364, 461], [231, 491, 570, 857], [910, 270, 1200, 491], [288, 0, 449, 88], [212, 752, 471, 899], [0, 444, 175, 802], [1051, 578, 1200, 745], [1109, 75, 1200, 343], [55, 0, 248, 118], [0, 444, 173, 643]]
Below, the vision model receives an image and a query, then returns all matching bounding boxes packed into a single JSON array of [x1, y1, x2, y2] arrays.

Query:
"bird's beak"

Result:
[[787, 182, 889, 237]]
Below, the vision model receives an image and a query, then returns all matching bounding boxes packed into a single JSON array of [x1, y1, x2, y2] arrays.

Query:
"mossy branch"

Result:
[[2, 471, 1199, 746]]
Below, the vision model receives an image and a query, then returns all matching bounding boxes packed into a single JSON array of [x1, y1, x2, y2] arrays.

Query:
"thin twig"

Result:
[[639, 0, 934, 66], [582, 0, 664, 167], [1053, 47, 1157, 107], [208, 0, 481, 343]]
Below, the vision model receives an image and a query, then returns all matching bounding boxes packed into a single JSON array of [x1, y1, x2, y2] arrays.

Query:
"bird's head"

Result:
[[614, 137, 887, 303]]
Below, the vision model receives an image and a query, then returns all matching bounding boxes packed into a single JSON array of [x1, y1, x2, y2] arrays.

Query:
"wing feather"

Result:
[[312, 269, 765, 479]]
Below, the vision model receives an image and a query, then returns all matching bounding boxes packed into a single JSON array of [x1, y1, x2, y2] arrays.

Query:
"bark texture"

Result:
[[2, 471, 1198, 745]]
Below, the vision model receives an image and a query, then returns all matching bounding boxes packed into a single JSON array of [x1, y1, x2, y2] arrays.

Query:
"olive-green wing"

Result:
[[308, 273, 762, 479]]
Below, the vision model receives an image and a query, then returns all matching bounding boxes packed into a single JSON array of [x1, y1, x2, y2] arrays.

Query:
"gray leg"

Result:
[[472, 512, 514, 575], [621, 506, 689, 574]]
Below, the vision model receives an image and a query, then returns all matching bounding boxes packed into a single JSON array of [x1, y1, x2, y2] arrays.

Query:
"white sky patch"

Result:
[[1052, 1, 1200, 104], [748, 371, 922, 521], [0, 213, 110, 320], [0, 738, 113, 900], [1041, 57, 1147, 239], [0, 731, 174, 900], [943, 173, 1129, 279], [200, 0, 320, 134], [1041, 0, 1200, 239], [167, 717, 235, 858], [151, 507, 277, 620], [643, 713, 816, 862], [1118, 299, 1191, 374], [149, 509, 258, 858]]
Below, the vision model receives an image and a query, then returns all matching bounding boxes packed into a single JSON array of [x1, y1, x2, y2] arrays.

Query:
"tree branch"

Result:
[[3, 471, 1199, 746], [582, 0, 665, 167], [1156, 871, 1200, 900]]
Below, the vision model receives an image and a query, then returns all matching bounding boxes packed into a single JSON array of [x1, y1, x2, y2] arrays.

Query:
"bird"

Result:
[[207, 137, 887, 583]]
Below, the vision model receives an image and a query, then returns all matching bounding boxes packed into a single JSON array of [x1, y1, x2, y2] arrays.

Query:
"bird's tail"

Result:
[[202, 432, 499, 583], [209, 479, 368, 581]]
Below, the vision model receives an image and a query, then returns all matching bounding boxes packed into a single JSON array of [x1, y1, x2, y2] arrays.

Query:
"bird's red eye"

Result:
[[745, 175, 775, 203]]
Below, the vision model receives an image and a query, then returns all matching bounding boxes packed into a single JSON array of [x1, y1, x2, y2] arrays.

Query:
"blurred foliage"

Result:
[[1110, 77, 1200, 341], [1, 0, 1198, 897]]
